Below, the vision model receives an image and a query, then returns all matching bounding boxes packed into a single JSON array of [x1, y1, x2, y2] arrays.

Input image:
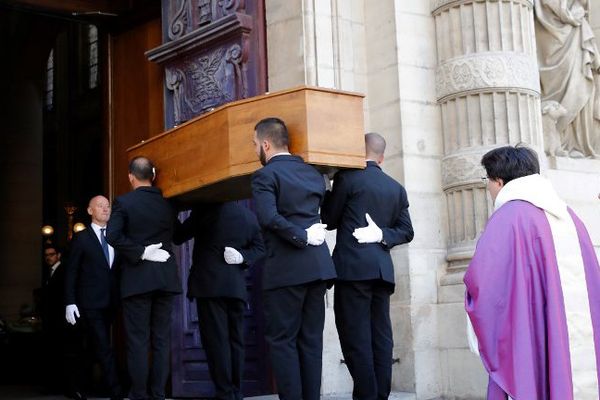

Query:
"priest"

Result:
[[464, 145, 600, 399]]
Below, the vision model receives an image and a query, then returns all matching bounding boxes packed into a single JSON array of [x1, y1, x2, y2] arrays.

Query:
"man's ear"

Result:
[[262, 139, 270, 152]]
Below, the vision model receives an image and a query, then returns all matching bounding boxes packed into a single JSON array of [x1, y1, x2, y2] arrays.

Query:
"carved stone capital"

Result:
[[431, 0, 533, 15], [436, 52, 540, 101]]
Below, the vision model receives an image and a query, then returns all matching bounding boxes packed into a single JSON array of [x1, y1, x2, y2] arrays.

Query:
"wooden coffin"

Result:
[[127, 86, 366, 205]]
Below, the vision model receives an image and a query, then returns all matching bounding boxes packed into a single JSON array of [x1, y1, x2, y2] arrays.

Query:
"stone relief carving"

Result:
[[441, 153, 486, 189], [436, 52, 540, 101], [169, 0, 190, 41], [166, 44, 249, 124], [541, 101, 568, 157], [535, 0, 600, 158]]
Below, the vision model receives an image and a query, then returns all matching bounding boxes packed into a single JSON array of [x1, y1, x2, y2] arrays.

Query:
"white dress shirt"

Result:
[[91, 223, 115, 267]]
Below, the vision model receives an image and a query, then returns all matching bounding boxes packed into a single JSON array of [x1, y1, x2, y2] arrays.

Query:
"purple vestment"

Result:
[[464, 200, 600, 399]]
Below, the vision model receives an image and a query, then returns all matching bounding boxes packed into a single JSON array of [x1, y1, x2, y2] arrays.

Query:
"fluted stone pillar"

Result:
[[432, 0, 542, 281]]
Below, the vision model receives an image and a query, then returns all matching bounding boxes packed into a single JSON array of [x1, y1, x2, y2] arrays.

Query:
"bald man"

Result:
[[322, 133, 414, 400], [107, 157, 182, 400], [64, 195, 122, 400]]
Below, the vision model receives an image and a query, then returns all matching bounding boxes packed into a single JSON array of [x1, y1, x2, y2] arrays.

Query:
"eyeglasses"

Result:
[[480, 176, 488, 183], [44, 252, 57, 257]]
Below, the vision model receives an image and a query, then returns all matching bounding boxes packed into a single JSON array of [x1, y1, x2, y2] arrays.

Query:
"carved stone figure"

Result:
[[535, 0, 600, 158], [542, 101, 568, 157]]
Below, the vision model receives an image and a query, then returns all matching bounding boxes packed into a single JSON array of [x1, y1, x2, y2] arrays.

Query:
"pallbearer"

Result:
[[251, 117, 336, 400]]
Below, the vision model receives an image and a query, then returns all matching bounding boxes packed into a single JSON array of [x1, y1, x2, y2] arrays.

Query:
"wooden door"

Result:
[[150, 1, 270, 397], [108, 18, 164, 197]]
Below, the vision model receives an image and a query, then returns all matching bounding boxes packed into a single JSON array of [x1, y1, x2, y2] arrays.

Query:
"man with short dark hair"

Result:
[[64, 195, 122, 400], [465, 145, 600, 399], [251, 117, 337, 400], [107, 156, 182, 400], [321, 132, 414, 400]]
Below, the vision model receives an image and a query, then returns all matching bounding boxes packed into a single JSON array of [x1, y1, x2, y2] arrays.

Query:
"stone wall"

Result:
[[265, 0, 597, 399]]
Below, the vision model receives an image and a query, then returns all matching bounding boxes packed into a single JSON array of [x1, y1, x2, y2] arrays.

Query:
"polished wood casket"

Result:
[[127, 86, 366, 205]]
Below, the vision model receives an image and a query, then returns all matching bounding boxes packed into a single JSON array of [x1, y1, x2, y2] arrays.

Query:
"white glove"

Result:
[[224, 247, 244, 264], [352, 213, 383, 243], [141, 242, 171, 262], [65, 304, 80, 325], [306, 223, 327, 246], [323, 174, 332, 191]]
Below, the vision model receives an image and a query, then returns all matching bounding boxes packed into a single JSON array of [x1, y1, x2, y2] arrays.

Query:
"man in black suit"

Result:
[[173, 202, 265, 400], [64, 195, 122, 400], [41, 244, 66, 394], [41, 245, 86, 400], [321, 132, 414, 400], [251, 117, 337, 400], [106, 156, 182, 400]]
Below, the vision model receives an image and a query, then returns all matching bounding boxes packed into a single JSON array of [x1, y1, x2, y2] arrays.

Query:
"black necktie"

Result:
[[100, 228, 110, 265]]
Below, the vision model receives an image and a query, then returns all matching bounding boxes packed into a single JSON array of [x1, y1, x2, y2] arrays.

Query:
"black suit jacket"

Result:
[[321, 161, 414, 287], [41, 262, 67, 331], [251, 155, 336, 290], [64, 226, 120, 309], [173, 202, 265, 301], [106, 186, 182, 299]]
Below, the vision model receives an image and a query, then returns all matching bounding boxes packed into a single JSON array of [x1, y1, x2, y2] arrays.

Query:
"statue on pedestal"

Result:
[[535, 0, 600, 158]]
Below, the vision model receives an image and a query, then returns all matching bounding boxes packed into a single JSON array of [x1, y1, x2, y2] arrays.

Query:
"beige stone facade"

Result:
[[265, 0, 600, 398]]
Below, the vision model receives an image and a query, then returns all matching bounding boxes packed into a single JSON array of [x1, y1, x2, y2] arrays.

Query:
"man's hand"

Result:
[[142, 243, 170, 262], [224, 247, 244, 264], [352, 213, 383, 243], [65, 304, 80, 325], [306, 223, 327, 246]]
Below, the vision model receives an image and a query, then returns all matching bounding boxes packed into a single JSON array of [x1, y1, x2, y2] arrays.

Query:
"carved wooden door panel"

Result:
[[148, 1, 269, 397]]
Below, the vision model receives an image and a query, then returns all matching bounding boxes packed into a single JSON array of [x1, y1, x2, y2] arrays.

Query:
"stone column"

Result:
[[432, 0, 543, 396], [432, 0, 542, 279]]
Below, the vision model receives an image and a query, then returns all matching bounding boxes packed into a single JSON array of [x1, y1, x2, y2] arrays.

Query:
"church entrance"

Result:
[[0, 1, 272, 397]]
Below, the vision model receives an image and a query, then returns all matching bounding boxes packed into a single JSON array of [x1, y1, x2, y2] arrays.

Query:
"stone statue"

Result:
[[535, 0, 600, 158], [542, 101, 568, 157]]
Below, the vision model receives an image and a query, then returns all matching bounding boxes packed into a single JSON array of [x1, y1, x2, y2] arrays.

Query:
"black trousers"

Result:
[[122, 291, 174, 400], [196, 297, 245, 400], [42, 322, 86, 396], [82, 307, 121, 397], [334, 280, 393, 400], [263, 280, 327, 400]]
